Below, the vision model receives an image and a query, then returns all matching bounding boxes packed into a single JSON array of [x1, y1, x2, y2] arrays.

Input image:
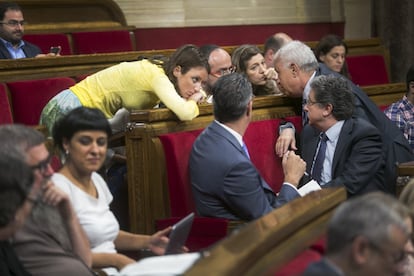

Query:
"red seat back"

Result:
[[346, 55, 390, 86], [159, 129, 203, 217], [7, 77, 76, 125], [0, 83, 13, 124], [24, 33, 72, 55], [71, 30, 133, 54]]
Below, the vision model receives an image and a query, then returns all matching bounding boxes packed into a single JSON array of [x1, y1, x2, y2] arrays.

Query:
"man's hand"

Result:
[[282, 151, 306, 187], [275, 128, 297, 157], [41, 180, 73, 220]]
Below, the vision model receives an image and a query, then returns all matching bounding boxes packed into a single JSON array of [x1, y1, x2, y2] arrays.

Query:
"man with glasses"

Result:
[[0, 2, 42, 59], [303, 192, 413, 276], [200, 44, 235, 102], [274, 40, 413, 195], [301, 75, 384, 196], [0, 124, 95, 275]]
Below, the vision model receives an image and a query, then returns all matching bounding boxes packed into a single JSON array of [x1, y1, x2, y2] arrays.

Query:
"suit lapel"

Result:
[[332, 119, 353, 173]]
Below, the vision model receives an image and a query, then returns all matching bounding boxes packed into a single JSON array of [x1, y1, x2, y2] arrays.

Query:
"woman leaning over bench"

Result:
[[40, 44, 209, 135]]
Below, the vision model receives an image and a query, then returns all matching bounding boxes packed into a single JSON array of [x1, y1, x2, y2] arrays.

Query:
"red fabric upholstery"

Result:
[[71, 30, 133, 54], [7, 77, 76, 125], [273, 248, 322, 276], [0, 83, 13, 124], [159, 129, 203, 216], [23, 33, 72, 55], [244, 119, 283, 191], [158, 129, 228, 251], [346, 55, 390, 86]]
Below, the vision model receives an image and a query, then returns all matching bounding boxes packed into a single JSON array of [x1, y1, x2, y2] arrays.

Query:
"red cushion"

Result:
[[72, 30, 133, 54], [7, 77, 76, 125], [244, 119, 283, 192], [156, 216, 228, 252], [346, 55, 390, 86], [24, 33, 72, 55], [273, 248, 322, 276], [0, 83, 13, 124], [159, 129, 203, 216]]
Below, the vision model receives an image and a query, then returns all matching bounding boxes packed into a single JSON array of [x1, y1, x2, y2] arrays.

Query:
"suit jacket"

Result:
[[0, 40, 41, 59], [316, 63, 414, 193], [302, 258, 344, 276], [301, 118, 385, 196], [190, 121, 299, 221]]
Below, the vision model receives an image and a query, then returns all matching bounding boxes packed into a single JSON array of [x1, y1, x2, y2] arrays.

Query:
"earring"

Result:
[[65, 149, 69, 155]]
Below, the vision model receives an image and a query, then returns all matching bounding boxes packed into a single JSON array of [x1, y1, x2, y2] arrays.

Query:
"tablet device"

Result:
[[165, 212, 194, 255]]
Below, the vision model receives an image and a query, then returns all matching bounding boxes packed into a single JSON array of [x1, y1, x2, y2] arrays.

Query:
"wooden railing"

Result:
[[186, 188, 347, 275]]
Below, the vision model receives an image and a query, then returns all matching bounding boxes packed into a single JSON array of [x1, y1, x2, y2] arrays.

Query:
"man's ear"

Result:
[[322, 103, 333, 117], [351, 236, 371, 266], [173, 66, 181, 78], [246, 99, 253, 117], [290, 63, 299, 77]]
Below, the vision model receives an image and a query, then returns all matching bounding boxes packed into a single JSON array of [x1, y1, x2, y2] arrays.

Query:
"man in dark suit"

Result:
[[303, 192, 412, 276], [0, 2, 41, 59], [189, 73, 306, 221], [301, 75, 384, 195], [273, 40, 414, 194]]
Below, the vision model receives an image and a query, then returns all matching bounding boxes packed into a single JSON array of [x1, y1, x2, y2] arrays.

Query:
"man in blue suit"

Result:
[[273, 40, 414, 194], [301, 75, 384, 196], [189, 73, 306, 221]]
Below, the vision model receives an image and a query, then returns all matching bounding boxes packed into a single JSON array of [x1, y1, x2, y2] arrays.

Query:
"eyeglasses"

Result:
[[211, 66, 236, 78], [306, 98, 320, 106], [30, 155, 52, 175], [368, 240, 412, 266], [0, 20, 26, 27]]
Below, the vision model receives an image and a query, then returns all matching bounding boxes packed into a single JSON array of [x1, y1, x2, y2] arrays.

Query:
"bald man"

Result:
[[263, 32, 293, 68]]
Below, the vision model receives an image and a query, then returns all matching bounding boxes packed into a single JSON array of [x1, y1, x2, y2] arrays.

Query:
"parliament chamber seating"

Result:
[[71, 30, 134, 54], [0, 83, 13, 124], [347, 54, 390, 86], [6, 77, 76, 125], [23, 33, 73, 55]]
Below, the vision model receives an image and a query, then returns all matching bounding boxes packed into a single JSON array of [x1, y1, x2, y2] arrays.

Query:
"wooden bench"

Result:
[[17, 0, 131, 33], [185, 188, 347, 275]]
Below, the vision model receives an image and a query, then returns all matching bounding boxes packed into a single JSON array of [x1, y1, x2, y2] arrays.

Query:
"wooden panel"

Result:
[[186, 188, 346, 275]]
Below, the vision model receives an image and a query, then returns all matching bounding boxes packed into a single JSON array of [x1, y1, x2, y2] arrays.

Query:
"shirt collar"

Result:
[[215, 120, 244, 147]]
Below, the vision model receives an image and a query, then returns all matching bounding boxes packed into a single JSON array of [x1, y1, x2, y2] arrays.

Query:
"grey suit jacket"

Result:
[[190, 121, 299, 221], [301, 117, 385, 196]]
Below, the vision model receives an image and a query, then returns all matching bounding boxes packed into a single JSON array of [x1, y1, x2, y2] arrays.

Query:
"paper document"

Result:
[[120, 252, 201, 276], [298, 180, 322, 196]]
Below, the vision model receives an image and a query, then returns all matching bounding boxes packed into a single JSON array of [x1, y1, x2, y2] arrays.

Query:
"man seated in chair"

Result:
[[189, 73, 306, 221]]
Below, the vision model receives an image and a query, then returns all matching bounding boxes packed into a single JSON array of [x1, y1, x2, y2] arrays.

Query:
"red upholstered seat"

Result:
[[7, 77, 76, 125], [71, 30, 133, 54], [346, 55, 390, 86], [23, 33, 72, 55], [158, 129, 229, 251], [0, 83, 13, 124]]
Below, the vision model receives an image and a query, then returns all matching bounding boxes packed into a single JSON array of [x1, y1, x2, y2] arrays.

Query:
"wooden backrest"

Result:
[[186, 188, 347, 276], [17, 0, 130, 33]]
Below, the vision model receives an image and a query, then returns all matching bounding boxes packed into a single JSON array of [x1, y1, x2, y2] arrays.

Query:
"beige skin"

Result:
[[173, 66, 208, 103], [303, 90, 336, 132], [245, 53, 277, 86], [60, 130, 175, 270], [319, 45, 346, 73], [264, 32, 293, 68], [0, 9, 59, 57], [207, 48, 232, 89], [273, 58, 315, 156]]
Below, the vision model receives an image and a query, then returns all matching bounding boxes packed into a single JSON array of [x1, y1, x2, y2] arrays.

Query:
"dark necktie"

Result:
[[302, 98, 308, 126], [311, 133, 328, 183]]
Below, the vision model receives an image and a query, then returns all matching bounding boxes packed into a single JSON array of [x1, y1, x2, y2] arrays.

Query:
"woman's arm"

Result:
[[92, 252, 135, 270]]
